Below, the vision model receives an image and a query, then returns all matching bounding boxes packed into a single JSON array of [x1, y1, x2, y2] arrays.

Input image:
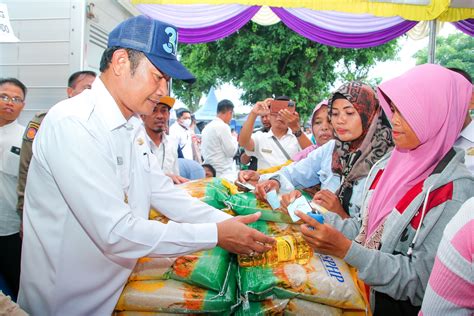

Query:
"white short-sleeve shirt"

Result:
[[0, 120, 24, 235], [245, 129, 301, 170]]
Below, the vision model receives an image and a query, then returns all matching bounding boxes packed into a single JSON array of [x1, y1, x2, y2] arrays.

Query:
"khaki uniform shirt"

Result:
[[16, 111, 47, 214]]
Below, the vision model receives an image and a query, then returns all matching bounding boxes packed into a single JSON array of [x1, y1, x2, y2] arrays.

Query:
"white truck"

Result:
[[0, 0, 137, 124]]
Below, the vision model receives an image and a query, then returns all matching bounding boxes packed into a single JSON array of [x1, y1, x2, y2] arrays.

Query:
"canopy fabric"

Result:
[[452, 18, 474, 36], [251, 5, 280, 25], [136, 4, 419, 46], [134, 3, 473, 45], [132, 0, 474, 21], [271, 7, 417, 48]]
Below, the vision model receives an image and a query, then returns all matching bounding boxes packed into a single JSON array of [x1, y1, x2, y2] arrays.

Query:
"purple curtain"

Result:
[[178, 6, 260, 43], [452, 19, 474, 37], [271, 7, 418, 48]]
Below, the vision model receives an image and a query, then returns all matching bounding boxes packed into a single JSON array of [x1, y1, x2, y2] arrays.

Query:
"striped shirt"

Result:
[[420, 197, 474, 315]]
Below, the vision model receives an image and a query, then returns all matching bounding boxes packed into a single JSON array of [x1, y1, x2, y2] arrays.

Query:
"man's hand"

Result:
[[237, 170, 260, 187], [166, 173, 189, 184], [312, 190, 349, 219], [217, 212, 275, 255], [251, 99, 272, 116], [296, 211, 351, 259], [279, 109, 300, 132], [255, 179, 280, 200]]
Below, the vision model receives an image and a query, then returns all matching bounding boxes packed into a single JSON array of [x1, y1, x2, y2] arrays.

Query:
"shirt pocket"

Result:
[[2, 148, 20, 176]]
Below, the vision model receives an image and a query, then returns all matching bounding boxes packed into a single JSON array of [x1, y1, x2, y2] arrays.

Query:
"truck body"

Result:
[[0, 0, 135, 124]]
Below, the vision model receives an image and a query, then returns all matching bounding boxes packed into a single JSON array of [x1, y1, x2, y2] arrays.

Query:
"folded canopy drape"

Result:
[[133, 2, 473, 45]]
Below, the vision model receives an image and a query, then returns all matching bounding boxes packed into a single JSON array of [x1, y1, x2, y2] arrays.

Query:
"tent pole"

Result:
[[427, 20, 437, 64]]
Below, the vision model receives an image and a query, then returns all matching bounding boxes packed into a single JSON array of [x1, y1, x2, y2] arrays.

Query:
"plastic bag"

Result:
[[239, 254, 366, 310], [235, 297, 342, 316], [176, 178, 237, 209], [225, 192, 292, 223], [116, 265, 238, 314]]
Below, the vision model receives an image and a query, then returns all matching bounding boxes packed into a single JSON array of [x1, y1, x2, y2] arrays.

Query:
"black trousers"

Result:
[[0, 232, 22, 300], [374, 291, 420, 316]]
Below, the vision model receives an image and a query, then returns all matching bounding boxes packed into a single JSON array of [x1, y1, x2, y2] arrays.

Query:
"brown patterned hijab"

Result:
[[328, 81, 394, 214]]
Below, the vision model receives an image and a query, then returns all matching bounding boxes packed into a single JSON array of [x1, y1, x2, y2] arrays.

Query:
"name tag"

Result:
[[10, 146, 20, 155], [262, 148, 272, 154]]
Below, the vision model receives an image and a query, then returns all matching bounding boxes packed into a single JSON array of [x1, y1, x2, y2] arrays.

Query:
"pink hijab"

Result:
[[367, 64, 472, 237], [292, 100, 328, 162]]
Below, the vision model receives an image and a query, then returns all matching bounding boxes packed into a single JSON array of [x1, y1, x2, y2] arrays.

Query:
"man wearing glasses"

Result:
[[0, 78, 27, 300]]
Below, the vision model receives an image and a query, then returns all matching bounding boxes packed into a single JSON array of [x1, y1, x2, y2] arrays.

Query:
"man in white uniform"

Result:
[[201, 99, 238, 177], [239, 97, 311, 170], [142, 96, 188, 184], [18, 16, 273, 316], [0, 78, 26, 300]]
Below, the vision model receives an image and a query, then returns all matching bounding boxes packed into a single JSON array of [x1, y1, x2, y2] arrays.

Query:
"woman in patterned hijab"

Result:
[[313, 81, 394, 217]]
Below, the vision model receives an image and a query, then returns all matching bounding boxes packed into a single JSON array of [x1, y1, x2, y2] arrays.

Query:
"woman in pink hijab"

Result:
[[291, 100, 334, 162], [295, 64, 474, 315]]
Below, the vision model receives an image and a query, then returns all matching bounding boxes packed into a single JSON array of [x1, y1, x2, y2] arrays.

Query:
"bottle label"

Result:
[[276, 236, 296, 262]]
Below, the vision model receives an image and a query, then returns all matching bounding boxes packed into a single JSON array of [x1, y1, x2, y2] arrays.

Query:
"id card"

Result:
[[287, 196, 313, 222]]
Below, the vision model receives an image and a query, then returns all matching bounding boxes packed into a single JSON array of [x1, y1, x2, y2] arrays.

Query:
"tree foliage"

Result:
[[413, 33, 473, 76], [173, 22, 400, 119]]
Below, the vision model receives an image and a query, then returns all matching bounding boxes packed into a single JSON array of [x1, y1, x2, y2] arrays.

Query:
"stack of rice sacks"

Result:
[[114, 178, 369, 315]]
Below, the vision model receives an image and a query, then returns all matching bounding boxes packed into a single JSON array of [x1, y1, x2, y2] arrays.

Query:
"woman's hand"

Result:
[[296, 211, 352, 259], [280, 190, 302, 212], [312, 190, 349, 219], [255, 179, 280, 200]]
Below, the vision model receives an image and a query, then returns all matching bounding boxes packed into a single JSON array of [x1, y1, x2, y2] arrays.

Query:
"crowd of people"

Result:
[[0, 14, 472, 316]]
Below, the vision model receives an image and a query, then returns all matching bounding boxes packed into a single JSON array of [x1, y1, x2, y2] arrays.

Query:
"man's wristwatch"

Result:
[[292, 129, 303, 137]]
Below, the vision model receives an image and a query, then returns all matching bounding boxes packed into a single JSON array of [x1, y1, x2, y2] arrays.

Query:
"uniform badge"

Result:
[[467, 147, 474, 156], [137, 138, 144, 145], [262, 148, 272, 153], [24, 121, 41, 141]]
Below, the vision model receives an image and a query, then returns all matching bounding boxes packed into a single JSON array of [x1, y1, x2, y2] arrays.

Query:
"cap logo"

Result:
[[162, 26, 177, 56]]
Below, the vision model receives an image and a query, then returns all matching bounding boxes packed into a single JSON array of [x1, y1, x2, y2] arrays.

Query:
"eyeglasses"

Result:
[[0, 94, 24, 105]]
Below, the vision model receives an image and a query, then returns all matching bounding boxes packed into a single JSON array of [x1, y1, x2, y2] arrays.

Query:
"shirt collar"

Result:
[[460, 120, 474, 142], [265, 128, 292, 139], [146, 130, 167, 149], [0, 120, 20, 133], [91, 78, 127, 131]]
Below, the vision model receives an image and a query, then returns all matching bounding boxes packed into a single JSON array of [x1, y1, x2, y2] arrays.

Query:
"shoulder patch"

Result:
[[24, 121, 41, 141]]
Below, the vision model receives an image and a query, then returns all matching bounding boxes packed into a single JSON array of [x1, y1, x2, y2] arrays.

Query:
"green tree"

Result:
[[174, 23, 400, 120], [413, 33, 474, 76]]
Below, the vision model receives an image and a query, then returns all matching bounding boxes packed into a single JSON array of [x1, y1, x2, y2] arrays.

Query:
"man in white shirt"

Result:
[[0, 78, 26, 300], [201, 99, 238, 177], [142, 96, 188, 184], [239, 97, 312, 170], [169, 108, 194, 160], [18, 16, 273, 316]]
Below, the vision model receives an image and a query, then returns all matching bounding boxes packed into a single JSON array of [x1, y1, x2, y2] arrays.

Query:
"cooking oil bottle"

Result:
[[238, 233, 313, 268]]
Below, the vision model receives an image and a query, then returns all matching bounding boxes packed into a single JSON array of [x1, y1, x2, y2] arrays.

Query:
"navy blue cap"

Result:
[[108, 15, 195, 83]]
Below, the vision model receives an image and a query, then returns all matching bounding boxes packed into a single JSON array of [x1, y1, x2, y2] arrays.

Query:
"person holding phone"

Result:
[[238, 82, 394, 219], [238, 96, 312, 170]]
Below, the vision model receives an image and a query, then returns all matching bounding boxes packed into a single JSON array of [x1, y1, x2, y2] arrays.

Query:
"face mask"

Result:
[[181, 118, 192, 128]]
